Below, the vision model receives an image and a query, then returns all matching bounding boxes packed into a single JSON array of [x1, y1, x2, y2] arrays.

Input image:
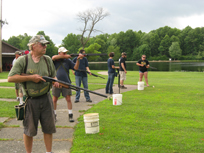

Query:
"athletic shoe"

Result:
[[69, 114, 74, 122], [120, 86, 127, 89], [74, 100, 79, 103], [86, 99, 92, 102]]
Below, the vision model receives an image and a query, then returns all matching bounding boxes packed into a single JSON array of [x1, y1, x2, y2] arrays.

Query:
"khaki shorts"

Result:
[[23, 93, 56, 137], [15, 83, 19, 90], [119, 71, 126, 80], [52, 86, 72, 97], [15, 83, 23, 94]]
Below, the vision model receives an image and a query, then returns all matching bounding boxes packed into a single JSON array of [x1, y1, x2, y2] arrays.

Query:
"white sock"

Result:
[[46, 152, 52, 153], [68, 109, 72, 114], [54, 110, 56, 114], [20, 97, 23, 104]]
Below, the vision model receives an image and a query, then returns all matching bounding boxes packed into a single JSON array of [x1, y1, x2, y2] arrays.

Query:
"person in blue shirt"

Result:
[[52, 47, 83, 122], [72, 49, 92, 103], [106, 52, 119, 94]]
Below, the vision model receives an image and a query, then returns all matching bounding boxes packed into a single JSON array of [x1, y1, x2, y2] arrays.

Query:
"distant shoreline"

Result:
[[89, 60, 204, 64]]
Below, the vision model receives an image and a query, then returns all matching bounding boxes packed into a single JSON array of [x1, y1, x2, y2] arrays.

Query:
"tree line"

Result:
[[3, 25, 204, 61]]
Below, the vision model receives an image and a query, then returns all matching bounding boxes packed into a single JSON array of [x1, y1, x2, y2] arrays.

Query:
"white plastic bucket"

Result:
[[113, 94, 122, 105], [138, 81, 144, 90], [83, 113, 99, 134]]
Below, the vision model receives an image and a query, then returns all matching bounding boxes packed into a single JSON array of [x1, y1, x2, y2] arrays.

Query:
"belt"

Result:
[[28, 92, 49, 99]]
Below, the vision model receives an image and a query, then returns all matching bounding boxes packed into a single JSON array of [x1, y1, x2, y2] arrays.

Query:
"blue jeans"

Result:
[[75, 76, 90, 100], [105, 73, 115, 94]]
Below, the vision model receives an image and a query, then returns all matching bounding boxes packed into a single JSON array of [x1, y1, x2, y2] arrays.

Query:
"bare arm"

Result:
[[73, 54, 84, 70], [71, 69, 75, 75], [112, 65, 119, 69], [121, 63, 127, 73], [86, 67, 92, 75], [52, 54, 71, 61], [136, 63, 144, 66], [8, 74, 46, 83]]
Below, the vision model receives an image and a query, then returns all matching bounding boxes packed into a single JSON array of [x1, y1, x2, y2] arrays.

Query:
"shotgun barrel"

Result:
[[42, 76, 107, 98], [76, 69, 105, 79], [70, 53, 107, 57]]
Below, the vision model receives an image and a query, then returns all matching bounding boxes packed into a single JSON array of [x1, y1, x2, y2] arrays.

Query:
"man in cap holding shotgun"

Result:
[[8, 35, 60, 153], [52, 47, 83, 122]]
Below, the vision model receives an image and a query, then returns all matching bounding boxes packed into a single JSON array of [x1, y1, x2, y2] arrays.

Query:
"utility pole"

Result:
[[0, 0, 2, 72], [0, 0, 8, 72]]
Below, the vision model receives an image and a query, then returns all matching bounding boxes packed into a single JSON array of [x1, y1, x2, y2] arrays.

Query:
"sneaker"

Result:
[[120, 86, 127, 89], [74, 100, 79, 103], [86, 99, 92, 102], [54, 114, 57, 122], [69, 114, 74, 122]]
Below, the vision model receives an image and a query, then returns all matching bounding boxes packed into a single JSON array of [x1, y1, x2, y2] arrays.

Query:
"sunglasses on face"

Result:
[[40, 43, 47, 47], [142, 57, 146, 58]]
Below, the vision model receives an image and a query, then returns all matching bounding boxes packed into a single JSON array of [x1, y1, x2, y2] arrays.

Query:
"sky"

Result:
[[2, 0, 204, 47]]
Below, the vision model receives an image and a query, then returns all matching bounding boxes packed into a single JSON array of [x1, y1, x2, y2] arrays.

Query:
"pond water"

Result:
[[88, 61, 204, 72]]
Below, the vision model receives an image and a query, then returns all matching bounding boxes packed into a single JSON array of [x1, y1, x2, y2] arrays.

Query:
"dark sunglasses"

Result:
[[142, 57, 146, 58], [41, 43, 47, 47]]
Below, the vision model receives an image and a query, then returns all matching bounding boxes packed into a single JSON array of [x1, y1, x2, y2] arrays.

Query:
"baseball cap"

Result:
[[58, 47, 68, 53], [15, 51, 22, 55], [121, 52, 127, 55], [27, 35, 50, 46]]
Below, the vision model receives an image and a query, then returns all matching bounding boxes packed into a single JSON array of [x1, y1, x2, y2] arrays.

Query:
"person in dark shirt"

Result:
[[136, 55, 150, 86], [105, 52, 119, 94], [119, 52, 127, 89], [72, 49, 92, 103], [52, 47, 83, 122]]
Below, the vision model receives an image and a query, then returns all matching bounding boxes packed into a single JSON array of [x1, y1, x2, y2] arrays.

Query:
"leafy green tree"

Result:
[[83, 43, 101, 61], [169, 42, 182, 60], [179, 26, 192, 55], [159, 35, 171, 56], [107, 45, 120, 61], [135, 44, 151, 59], [116, 30, 140, 60], [62, 33, 81, 54], [7, 36, 21, 49]]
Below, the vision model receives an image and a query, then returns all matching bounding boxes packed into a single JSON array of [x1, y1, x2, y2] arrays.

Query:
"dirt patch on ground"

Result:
[[97, 71, 108, 75]]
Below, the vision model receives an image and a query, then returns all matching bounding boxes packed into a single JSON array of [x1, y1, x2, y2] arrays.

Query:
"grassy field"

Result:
[[1, 71, 204, 152], [70, 71, 204, 153]]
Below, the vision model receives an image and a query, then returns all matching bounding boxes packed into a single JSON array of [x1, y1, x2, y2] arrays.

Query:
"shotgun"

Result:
[[42, 76, 107, 98], [76, 69, 105, 79], [70, 53, 107, 57]]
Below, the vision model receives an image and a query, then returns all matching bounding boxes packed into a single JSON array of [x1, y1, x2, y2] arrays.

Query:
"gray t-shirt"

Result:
[[8, 53, 56, 97]]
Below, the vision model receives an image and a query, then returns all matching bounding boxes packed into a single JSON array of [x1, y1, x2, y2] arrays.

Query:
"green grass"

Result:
[[0, 82, 14, 87], [2, 71, 204, 152], [0, 101, 17, 118], [0, 88, 16, 99], [71, 71, 204, 153], [0, 72, 9, 79]]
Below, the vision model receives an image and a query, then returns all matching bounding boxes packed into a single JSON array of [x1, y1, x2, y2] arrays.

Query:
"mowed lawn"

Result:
[[71, 71, 204, 153], [1, 71, 204, 152]]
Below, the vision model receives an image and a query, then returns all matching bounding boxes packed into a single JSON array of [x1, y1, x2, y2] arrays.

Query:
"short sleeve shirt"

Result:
[[119, 57, 126, 71], [137, 59, 149, 72], [107, 58, 115, 73], [73, 57, 88, 77], [8, 53, 56, 97], [53, 59, 75, 83]]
